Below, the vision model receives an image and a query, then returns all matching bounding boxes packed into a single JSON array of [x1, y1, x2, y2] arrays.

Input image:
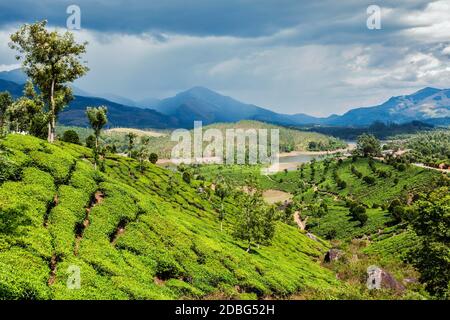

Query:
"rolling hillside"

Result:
[[86, 120, 346, 159], [0, 134, 355, 299]]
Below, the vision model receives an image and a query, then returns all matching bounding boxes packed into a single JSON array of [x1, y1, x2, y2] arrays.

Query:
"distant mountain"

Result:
[[100, 93, 139, 107], [0, 68, 27, 84], [1, 71, 450, 128], [0, 79, 178, 129], [0, 79, 23, 97], [59, 95, 179, 128], [136, 97, 161, 109], [326, 87, 450, 126], [153, 86, 304, 127], [0, 68, 91, 96]]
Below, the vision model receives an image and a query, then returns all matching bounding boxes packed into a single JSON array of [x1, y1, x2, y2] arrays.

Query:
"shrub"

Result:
[[0, 156, 22, 183], [61, 130, 81, 145], [155, 254, 184, 280], [182, 171, 191, 184], [86, 135, 95, 149], [349, 204, 368, 226], [337, 179, 347, 189], [325, 229, 337, 240], [363, 176, 376, 185], [149, 153, 158, 164]]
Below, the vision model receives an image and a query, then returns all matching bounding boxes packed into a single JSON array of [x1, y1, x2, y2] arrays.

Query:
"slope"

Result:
[[0, 134, 353, 300]]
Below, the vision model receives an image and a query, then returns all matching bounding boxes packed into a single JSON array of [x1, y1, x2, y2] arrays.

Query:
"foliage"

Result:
[[61, 130, 81, 145], [406, 187, 450, 298], [149, 153, 158, 164], [9, 21, 88, 142], [356, 133, 381, 157]]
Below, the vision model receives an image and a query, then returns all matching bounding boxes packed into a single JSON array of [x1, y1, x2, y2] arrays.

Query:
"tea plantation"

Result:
[[0, 134, 360, 300]]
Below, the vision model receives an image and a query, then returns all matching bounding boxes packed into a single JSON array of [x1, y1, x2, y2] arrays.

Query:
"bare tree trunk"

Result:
[[94, 135, 98, 170], [48, 80, 56, 143]]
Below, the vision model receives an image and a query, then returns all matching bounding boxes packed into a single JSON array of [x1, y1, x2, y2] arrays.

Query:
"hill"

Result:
[[80, 120, 346, 159], [0, 134, 356, 299], [326, 87, 450, 126], [2, 69, 450, 128], [153, 86, 302, 127], [0, 79, 179, 129]]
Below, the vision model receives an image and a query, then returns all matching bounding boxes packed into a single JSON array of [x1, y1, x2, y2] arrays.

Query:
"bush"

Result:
[[182, 171, 191, 184], [86, 135, 96, 149], [337, 179, 347, 189], [155, 254, 183, 280], [325, 229, 337, 240], [149, 153, 158, 164], [0, 157, 22, 183], [61, 130, 81, 145], [349, 204, 368, 226], [363, 176, 376, 185]]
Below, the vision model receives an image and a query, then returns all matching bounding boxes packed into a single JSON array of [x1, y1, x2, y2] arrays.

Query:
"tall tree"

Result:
[[86, 106, 108, 169], [126, 132, 138, 158], [356, 133, 381, 157], [9, 20, 89, 143], [407, 187, 450, 298], [137, 136, 150, 172], [233, 181, 276, 252], [215, 176, 231, 231], [0, 92, 13, 136]]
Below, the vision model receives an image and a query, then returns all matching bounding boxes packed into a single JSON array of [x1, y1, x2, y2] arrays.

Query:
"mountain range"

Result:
[[0, 68, 449, 128]]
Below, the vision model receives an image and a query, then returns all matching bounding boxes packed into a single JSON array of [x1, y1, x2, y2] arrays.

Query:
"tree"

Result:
[[61, 130, 81, 145], [233, 182, 276, 252], [0, 92, 13, 136], [407, 187, 450, 298], [356, 133, 381, 157], [86, 135, 96, 149], [182, 171, 191, 184], [215, 177, 231, 231], [6, 81, 43, 134], [149, 153, 158, 164], [126, 132, 138, 158], [137, 136, 150, 172], [10, 20, 89, 143], [349, 204, 368, 226], [86, 106, 108, 169]]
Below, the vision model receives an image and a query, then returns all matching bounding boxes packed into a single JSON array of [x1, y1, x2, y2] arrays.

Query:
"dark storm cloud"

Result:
[[0, 0, 448, 115], [0, 0, 432, 40]]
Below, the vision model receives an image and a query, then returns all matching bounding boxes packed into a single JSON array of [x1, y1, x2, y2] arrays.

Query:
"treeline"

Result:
[[307, 120, 433, 140]]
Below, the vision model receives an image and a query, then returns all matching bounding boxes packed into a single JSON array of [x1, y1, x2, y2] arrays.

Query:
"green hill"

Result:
[[0, 134, 355, 300], [58, 120, 346, 159]]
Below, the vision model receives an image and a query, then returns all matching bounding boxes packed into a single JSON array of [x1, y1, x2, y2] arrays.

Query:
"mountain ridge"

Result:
[[1, 68, 449, 128]]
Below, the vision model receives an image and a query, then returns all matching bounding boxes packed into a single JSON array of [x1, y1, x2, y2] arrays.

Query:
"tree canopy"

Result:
[[9, 20, 89, 142]]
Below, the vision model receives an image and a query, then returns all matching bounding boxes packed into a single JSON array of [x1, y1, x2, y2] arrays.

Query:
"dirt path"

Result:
[[412, 162, 450, 173], [47, 254, 58, 286], [293, 211, 307, 230], [110, 220, 127, 245], [74, 191, 104, 255]]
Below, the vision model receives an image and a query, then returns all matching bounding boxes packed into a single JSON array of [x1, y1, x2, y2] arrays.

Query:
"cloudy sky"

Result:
[[0, 0, 449, 116]]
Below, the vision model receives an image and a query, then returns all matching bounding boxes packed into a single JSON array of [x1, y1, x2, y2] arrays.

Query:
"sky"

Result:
[[0, 0, 449, 116]]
